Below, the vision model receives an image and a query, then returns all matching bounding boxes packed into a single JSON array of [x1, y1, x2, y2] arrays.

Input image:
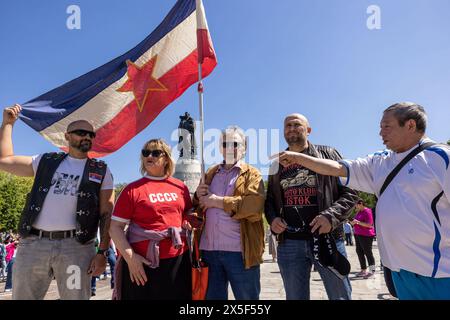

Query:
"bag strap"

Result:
[[187, 229, 201, 266], [379, 141, 436, 196]]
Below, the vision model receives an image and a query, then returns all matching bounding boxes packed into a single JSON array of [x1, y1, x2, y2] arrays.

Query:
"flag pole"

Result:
[[198, 63, 205, 184]]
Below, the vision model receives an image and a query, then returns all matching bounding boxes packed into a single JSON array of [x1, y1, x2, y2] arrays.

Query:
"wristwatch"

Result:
[[97, 248, 110, 257]]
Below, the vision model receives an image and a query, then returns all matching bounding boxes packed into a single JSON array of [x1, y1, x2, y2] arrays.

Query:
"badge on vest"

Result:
[[89, 172, 103, 184]]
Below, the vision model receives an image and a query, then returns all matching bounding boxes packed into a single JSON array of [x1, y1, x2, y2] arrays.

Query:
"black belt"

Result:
[[30, 228, 76, 240]]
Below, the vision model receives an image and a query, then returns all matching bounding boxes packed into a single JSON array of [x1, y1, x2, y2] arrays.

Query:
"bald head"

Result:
[[284, 113, 310, 128], [66, 120, 94, 133], [284, 113, 311, 150]]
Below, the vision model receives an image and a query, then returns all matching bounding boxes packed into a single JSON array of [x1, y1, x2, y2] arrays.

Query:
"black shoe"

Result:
[[91, 291, 96, 297]]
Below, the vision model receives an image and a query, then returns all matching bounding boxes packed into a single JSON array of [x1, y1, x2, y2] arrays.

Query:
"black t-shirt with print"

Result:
[[280, 148, 319, 240]]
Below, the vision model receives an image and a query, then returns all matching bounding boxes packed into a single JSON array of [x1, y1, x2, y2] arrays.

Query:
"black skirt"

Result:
[[121, 250, 191, 300]]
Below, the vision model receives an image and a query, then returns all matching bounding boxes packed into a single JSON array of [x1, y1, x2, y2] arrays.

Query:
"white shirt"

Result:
[[340, 139, 450, 278], [31, 154, 114, 231]]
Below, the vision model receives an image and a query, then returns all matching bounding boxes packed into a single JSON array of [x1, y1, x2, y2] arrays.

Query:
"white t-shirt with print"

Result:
[[31, 154, 114, 231], [340, 139, 450, 278]]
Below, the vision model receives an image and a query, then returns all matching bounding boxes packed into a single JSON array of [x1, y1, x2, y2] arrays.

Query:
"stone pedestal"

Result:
[[173, 159, 202, 196]]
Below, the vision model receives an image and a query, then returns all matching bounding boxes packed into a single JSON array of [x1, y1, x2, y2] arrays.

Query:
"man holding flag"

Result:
[[0, 104, 114, 300], [1, 0, 217, 300]]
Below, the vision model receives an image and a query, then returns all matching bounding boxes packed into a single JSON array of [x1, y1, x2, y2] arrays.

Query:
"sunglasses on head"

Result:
[[141, 149, 165, 158], [222, 141, 241, 149], [69, 129, 96, 139]]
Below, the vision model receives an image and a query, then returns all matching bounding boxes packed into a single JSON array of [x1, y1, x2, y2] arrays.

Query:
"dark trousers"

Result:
[[5, 258, 14, 290], [383, 266, 398, 298], [345, 233, 353, 246], [121, 251, 191, 300], [354, 235, 375, 270]]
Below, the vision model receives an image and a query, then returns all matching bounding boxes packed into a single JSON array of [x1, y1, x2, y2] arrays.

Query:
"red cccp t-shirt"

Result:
[[112, 176, 192, 259]]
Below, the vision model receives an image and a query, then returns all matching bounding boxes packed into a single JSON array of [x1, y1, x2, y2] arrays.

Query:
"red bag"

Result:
[[191, 233, 208, 300]]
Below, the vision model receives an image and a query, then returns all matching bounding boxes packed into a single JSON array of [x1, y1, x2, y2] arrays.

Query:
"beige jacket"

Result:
[[195, 163, 265, 269]]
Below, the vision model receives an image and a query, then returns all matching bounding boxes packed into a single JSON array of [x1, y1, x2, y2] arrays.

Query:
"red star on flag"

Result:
[[117, 56, 168, 112]]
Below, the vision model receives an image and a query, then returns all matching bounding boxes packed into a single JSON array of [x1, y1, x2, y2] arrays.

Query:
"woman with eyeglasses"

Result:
[[194, 126, 265, 300], [110, 139, 193, 300]]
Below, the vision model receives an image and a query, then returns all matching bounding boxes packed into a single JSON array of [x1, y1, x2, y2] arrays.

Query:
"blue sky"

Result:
[[1, 0, 449, 184]]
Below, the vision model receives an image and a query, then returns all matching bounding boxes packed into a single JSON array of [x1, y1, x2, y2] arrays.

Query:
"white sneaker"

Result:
[[4, 288, 12, 292]]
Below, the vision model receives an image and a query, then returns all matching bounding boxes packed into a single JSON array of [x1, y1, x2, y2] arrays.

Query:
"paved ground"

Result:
[[0, 239, 395, 300], [259, 239, 395, 300]]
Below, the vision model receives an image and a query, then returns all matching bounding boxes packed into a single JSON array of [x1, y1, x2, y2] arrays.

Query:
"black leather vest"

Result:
[[19, 152, 107, 244]]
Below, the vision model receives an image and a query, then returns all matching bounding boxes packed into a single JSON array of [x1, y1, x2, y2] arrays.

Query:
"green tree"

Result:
[[357, 191, 377, 208], [0, 172, 33, 231], [114, 183, 127, 199], [447, 140, 450, 145], [348, 191, 377, 219]]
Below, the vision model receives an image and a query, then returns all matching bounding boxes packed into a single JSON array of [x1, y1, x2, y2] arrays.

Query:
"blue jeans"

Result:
[[5, 257, 15, 290], [106, 247, 116, 289], [0, 256, 6, 278], [277, 238, 352, 300], [92, 247, 116, 293], [201, 250, 260, 300], [13, 236, 95, 300], [335, 238, 353, 293], [91, 276, 97, 293]]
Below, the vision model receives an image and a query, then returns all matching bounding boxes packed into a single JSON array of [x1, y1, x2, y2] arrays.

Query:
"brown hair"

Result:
[[139, 139, 174, 176]]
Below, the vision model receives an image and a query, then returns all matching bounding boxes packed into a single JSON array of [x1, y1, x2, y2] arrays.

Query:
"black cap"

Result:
[[311, 232, 351, 279]]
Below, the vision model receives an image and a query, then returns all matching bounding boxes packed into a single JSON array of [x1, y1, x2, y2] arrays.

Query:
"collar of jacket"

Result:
[[205, 162, 250, 186], [284, 142, 320, 158]]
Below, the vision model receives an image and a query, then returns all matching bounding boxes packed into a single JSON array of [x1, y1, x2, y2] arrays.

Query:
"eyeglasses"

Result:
[[222, 141, 242, 149], [285, 225, 305, 233], [69, 130, 96, 139], [141, 149, 165, 158], [283, 207, 307, 233]]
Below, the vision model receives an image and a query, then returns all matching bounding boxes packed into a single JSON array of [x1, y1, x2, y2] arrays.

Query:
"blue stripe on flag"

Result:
[[19, 0, 196, 132]]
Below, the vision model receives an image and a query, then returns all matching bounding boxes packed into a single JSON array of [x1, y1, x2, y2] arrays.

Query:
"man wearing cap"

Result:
[[0, 104, 114, 300], [265, 113, 358, 300]]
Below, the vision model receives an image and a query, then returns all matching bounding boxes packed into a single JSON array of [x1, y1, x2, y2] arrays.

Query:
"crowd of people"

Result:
[[0, 101, 449, 300], [0, 232, 19, 292]]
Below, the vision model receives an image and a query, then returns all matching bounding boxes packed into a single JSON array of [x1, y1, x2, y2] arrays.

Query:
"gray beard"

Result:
[[71, 140, 92, 153]]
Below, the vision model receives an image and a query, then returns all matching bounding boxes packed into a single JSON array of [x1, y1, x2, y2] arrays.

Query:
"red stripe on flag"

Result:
[[197, 29, 215, 64], [88, 50, 217, 157]]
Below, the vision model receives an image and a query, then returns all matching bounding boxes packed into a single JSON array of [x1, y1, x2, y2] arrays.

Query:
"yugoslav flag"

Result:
[[19, 0, 217, 157]]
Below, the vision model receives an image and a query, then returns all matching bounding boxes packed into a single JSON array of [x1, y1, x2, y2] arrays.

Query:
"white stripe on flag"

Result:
[[196, 0, 208, 29], [41, 11, 198, 147]]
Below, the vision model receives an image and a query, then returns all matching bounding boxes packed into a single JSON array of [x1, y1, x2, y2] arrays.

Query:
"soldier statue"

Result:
[[177, 112, 196, 159]]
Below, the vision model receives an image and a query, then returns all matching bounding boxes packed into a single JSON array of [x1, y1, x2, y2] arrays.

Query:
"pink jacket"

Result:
[[5, 242, 16, 263]]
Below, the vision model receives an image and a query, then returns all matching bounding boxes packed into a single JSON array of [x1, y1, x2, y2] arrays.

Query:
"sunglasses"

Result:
[[222, 141, 242, 149], [69, 129, 96, 139], [285, 225, 305, 233], [141, 149, 165, 158], [283, 208, 307, 233]]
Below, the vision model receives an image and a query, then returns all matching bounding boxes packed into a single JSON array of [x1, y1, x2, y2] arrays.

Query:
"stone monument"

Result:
[[173, 112, 202, 195]]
